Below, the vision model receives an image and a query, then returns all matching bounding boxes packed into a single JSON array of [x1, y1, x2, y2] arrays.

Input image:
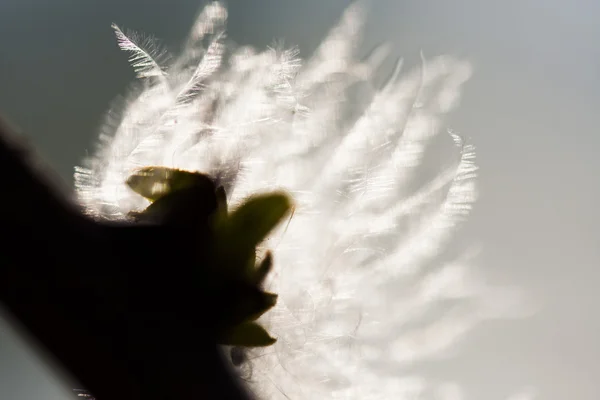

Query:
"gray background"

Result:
[[0, 0, 598, 399]]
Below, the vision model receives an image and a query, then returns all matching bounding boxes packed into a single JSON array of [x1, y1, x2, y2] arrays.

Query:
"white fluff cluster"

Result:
[[74, 2, 530, 398]]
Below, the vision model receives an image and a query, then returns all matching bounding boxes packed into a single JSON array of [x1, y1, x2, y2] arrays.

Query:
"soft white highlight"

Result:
[[74, 2, 530, 398]]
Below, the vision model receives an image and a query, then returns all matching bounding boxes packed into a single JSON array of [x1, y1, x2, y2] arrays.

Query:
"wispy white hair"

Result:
[[74, 2, 532, 398]]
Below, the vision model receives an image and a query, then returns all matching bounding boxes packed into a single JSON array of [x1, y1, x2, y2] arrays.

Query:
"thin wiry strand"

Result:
[[75, 2, 531, 398]]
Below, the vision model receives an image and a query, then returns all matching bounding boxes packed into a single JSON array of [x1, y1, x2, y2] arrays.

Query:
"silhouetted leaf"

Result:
[[126, 166, 214, 202], [246, 291, 277, 321], [124, 167, 282, 348], [220, 322, 277, 347], [214, 192, 292, 276], [224, 288, 278, 327], [253, 252, 273, 286]]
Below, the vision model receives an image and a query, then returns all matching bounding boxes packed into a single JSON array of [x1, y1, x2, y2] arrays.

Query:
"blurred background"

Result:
[[0, 0, 598, 399]]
